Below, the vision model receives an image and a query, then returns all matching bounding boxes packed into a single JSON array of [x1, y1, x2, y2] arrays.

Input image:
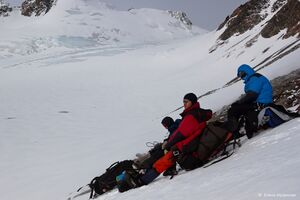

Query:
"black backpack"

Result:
[[89, 160, 134, 198], [116, 167, 143, 193]]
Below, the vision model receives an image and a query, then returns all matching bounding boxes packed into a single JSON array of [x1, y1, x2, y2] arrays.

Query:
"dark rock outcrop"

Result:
[[21, 0, 57, 16], [272, 69, 300, 110], [271, 0, 287, 12], [217, 0, 299, 41], [0, 1, 12, 17], [217, 16, 229, 31], [261, 0, 300, 39], [217, 0, 269, 40]]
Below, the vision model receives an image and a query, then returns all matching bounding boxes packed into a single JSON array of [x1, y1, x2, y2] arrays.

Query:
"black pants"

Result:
[[228, 103, 255, 120], [227, 103, 258, 138]]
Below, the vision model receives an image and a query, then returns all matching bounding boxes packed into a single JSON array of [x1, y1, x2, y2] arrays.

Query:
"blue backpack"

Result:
[[264, 108, 285, 128]]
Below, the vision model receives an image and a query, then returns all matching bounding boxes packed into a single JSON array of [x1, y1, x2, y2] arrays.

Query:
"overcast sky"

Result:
[[7, 0, 248, 30]]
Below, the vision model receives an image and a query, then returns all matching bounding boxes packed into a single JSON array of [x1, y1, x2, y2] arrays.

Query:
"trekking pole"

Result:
[[159, 76, 241, 118], [158, 60, 278, 119], [158, 38, 300, 119]]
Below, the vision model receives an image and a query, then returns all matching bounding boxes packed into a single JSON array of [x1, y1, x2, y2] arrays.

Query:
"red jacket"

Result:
[[165, 102, 212, 151]]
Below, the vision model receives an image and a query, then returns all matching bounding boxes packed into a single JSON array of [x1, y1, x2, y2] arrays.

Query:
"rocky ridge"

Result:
[[21, 0, 57, 16], [0, 1, 12, 17], [208, 0, 300, 77], [261, 0, 300, 39], [167, 11, 193, 29], [217, 0, 300, 41], [217, 0, 270, 40], [19, 0, 195, 31]]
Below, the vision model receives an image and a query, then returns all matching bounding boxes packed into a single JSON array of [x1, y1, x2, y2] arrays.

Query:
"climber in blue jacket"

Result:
[[227, 64, 273, 139]]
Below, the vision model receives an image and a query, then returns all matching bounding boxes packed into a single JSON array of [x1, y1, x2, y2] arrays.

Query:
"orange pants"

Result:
[[153, 151, 175, 173]]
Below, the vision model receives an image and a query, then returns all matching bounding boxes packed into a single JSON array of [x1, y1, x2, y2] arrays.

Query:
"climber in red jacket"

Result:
[[140, 93, 212, 184]]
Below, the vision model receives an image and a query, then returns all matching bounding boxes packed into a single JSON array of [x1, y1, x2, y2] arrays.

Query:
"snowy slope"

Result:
[[1, 34, 299, 200], [75, 119, 300, 200], [0, 1, 300, 200]]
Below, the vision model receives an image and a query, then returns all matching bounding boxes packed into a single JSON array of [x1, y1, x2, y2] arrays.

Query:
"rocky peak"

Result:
[[261, 0, 300, 39], [21, 0, 57, 17], [167, 11, 193, 29], [217, 0, 299, 41], [0, 1, 12, 17], [217, 0, 270, 40]]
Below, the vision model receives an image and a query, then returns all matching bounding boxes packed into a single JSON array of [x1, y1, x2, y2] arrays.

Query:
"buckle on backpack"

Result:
[[173, 150, 180, 157]]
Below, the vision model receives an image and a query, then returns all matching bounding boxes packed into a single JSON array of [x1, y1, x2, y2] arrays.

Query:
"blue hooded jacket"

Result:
[[237, 64, 273, 104]]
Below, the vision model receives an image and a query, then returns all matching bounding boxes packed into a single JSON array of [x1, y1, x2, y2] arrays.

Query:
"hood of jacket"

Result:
[[237, 64, 255, 82]]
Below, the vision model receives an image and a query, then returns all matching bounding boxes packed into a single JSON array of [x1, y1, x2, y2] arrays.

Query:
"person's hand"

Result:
[[161, 141, 168, 150]]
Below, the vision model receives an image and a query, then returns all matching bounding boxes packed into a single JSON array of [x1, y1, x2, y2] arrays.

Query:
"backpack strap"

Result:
[[106, 162, 120, 171], [203, 138, 241, 168], [88, 177, 110, 199], [89, 189, 94, 199], [203, 151, 234, 168]]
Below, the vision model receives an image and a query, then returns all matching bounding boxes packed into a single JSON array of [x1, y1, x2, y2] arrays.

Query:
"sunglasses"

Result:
[[238, 71, 247, 79]]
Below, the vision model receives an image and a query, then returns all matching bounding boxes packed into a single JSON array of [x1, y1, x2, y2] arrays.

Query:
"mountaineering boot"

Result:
[[163, 165, 178, 177], [232, 130, 245, 139]]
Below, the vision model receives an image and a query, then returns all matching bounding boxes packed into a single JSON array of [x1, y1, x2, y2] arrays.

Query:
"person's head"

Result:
[[237, 64, 255, 81], [183, 93, 197, 109], [161, 116, 174, 129]]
